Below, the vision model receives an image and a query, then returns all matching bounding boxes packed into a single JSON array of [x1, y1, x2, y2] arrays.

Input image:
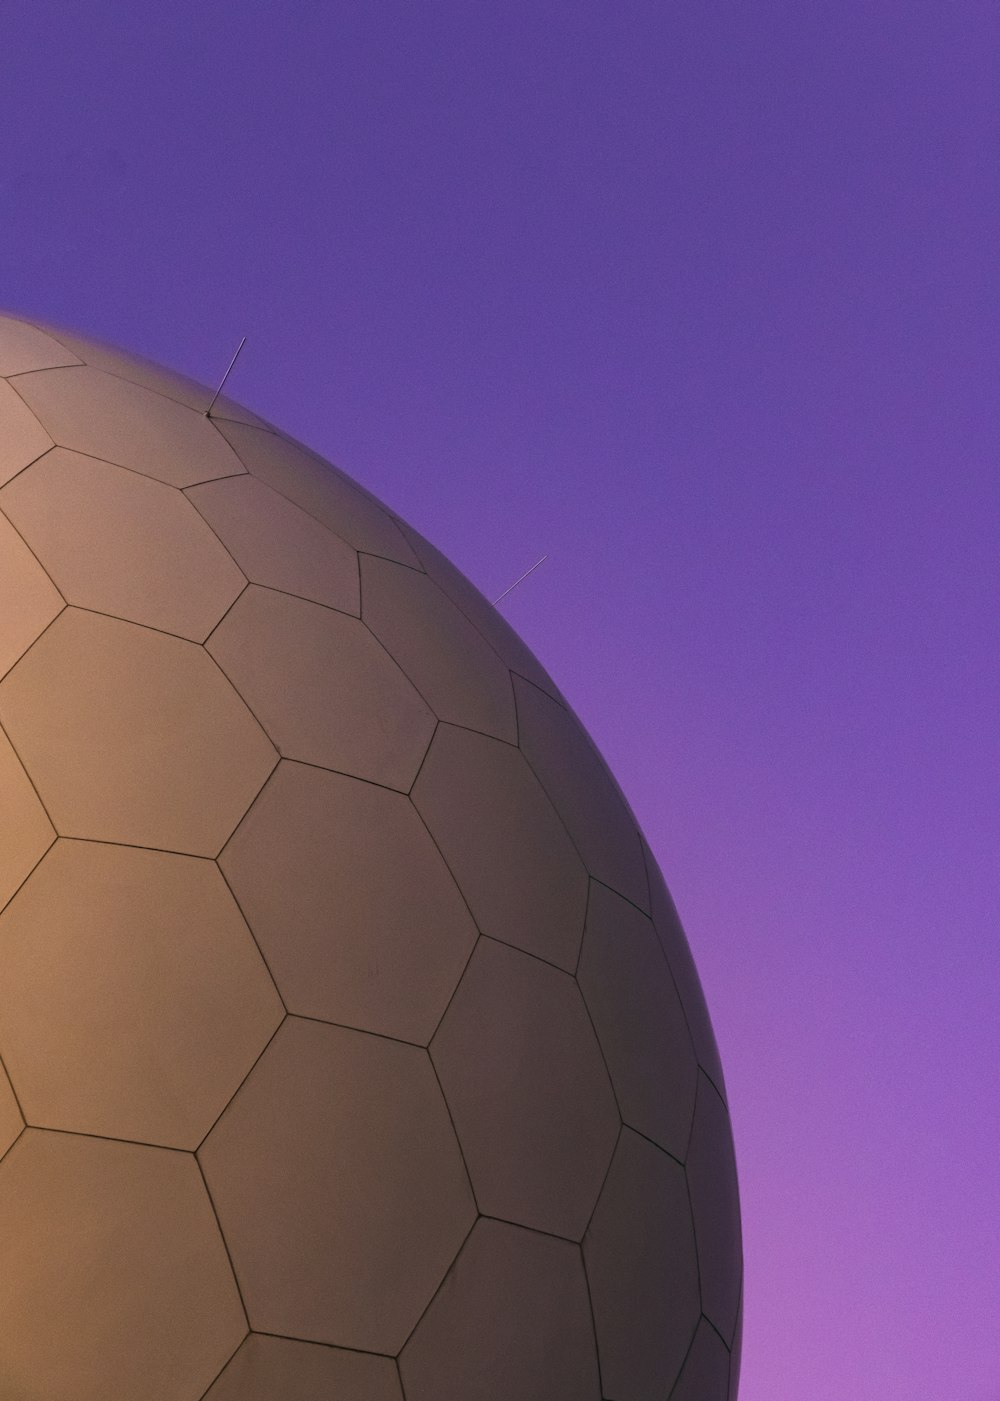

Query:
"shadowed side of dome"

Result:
[[0, 311, 741, 1401]]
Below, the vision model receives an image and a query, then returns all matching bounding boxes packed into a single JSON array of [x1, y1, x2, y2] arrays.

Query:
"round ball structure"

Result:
[[0, 313, 741, 1401]]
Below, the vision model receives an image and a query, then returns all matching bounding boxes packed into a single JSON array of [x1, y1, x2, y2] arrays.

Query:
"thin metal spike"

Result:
[[205, 336, 247, 417], [493, 554, 548, 606]]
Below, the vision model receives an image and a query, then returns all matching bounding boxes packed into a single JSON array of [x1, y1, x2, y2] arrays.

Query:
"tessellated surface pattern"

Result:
[[0, 313, 741, 1401]]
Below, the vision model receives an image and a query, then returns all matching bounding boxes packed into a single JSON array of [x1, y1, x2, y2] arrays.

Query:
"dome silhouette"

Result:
[[0, 313, 742, 1401]]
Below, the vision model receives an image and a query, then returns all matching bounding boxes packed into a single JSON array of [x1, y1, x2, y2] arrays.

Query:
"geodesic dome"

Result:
[[0, 312, 742, 1401]]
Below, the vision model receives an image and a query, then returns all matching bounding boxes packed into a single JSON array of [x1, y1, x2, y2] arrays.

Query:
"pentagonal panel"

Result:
[[670, 1319, 731, 1401], [584, 1129, 700, 1400], [361, 556, 516, 741], [686, 1073, 742, 1346], [1, 449, 245, 640], [205, 1335, 402, 1401], [207, 586, 434, 790], [400, 1218, 600, 1401], [26, 321, 266, 426], [13, 365, 245, 487], [220, 761, 476, 1043], [644, 836, 728, 1100], [431, 937, 618, 1239], [0, 382, 52, 485], [0, 1130, 245, 1401], [0, 315, 80, 375], [0, 1062, 21, 1159], [0, 609, 276, 854], [0, 512, 62, 679], [513, 675, 649, 910], [0, 840, 282, 1148], [216, 419, 420, 565], [200, 1017, 475, 1352], [398, 523, 567, 703], [186, 473, 360, 614], [412, 725, 587, 971], [578, 881, 698, 1158], [0, 725, 54, 914]]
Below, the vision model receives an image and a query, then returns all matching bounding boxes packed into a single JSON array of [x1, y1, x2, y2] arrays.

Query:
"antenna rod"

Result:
[[493, 554, 548, 606], [205, 336, 247, 417]]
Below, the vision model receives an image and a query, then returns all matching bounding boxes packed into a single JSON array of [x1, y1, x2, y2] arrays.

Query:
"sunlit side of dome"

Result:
[[0, 312, 741, 1401]]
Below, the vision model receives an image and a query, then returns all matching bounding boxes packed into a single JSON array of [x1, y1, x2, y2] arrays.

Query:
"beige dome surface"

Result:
[[0, 313, 742, 1401]]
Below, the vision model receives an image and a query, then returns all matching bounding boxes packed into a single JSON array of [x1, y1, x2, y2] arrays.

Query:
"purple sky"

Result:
[[3, 4, 997, 1396]]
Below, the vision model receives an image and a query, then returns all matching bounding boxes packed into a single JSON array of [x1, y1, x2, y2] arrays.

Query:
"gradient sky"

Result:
[[3, 4, 997, 1397]]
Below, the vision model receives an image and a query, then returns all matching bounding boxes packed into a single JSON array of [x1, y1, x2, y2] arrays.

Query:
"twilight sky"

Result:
[[2, 3, 997, 1397]]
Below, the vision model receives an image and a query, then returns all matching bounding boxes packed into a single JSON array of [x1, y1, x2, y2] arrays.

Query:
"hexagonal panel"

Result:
[[205, 1335, 402, 1401], [26, 321, 267, 426], [0, 840, 282, 1148], [513, 674, 649, 911], [361, 556, 517, 741], [0, 609, 276, 854], [431, 937, 618, 1239], [217, 418, 420, 565], [207, 586, 434, 790], [1, 448, 245, 641], [13, 365, 246, 487], [398, 523, 567, 704], [686, 1072, 742, 1346], [577, 881, 698, 1159], [0, 1061, 22, 1159], [200, 1017, 475, 1352], [412, 725, 587, 971], [0, 724, 54, 914], [0, 1130, 245, 1401], [399, 1218, 600, 1401], [583, 1129, 700, 1400], [644, 836, 728, 1100], [0, 315, 80, 375], [220, 761, 476, 1043], [0, 382, 53, 485], [670, 1319, 731, 1401], [0, 511, 62, 679], [186, 473, 360, 614]]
